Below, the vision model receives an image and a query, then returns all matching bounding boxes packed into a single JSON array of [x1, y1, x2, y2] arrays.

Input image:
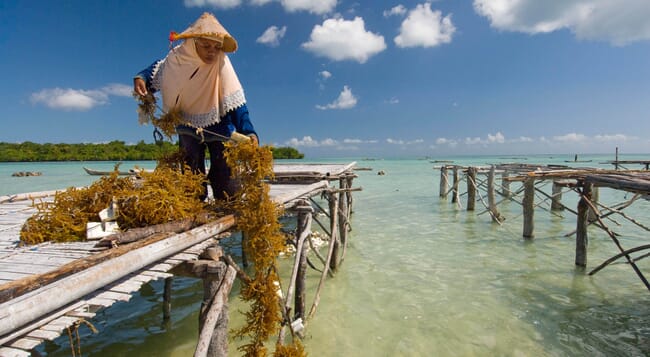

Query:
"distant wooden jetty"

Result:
[[437, 162, 650, 292], [0, 162, 359, 356]]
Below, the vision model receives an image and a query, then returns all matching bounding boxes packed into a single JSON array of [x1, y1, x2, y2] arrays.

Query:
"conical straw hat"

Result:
[[169, 12, 237, 52]]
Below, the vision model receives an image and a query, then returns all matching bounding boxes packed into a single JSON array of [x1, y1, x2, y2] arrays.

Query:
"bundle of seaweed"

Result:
[[20, 163, 208, 245], [225, 140, 305, 356], [134, 92, 185, 139]]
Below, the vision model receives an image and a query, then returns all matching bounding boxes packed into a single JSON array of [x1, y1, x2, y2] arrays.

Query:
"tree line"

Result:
[[0, 141, 304, 162]]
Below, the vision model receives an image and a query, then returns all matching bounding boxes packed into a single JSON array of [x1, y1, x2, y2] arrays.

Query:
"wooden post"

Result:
[[345, 174, 354, 216], [551, 181, 564, 211], [501, 171, 511, 197], [196, 259, 231, 357], [576, 183, 591, 267], [588, 186, 599, 222], [451, 167, 460, 204], [328, 192, 340, 272], [523, 176, 535, 239], [439, 166, 449, 199], [294, 203, 312, 322], [163, 277, 173, 322], [487, 166, 503, 222], [338, 177, 349, 249], [467, 167, 477, 211], [615, 147, 619, 170]]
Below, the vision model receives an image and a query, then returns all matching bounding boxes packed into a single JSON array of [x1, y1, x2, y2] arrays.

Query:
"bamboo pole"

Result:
[[576, 183, 591, 267], [523, 176, 535, 239], [440, 166, 449, 199], [467, 167, 477, 211]]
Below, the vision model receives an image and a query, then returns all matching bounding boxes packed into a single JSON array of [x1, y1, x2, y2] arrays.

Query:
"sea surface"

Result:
[[1, 154, 649, 356]]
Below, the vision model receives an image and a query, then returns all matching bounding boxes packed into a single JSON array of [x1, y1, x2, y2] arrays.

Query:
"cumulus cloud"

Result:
[[395, 2, 456, 48], [285, 136, 338, 147], [487, 132, 505, 143], [30, 84, 132, 111], [302, 17, 386, 63], [387, 138, 423, 145], [553, 133, 587, 142], [473, 0, 650, 45], [594, 134, 631, 142], [319, 70, 332, 79], [343, 138, 378, 144], [184, 0, 241, 9], [384, 5, 407, 17], [257, 25, 287, 47], [250, 0, 272, 5], [280, 0, 336, 14], [316, 85, 358, 110]]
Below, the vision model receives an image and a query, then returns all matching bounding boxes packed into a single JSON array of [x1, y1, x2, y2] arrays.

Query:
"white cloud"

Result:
[[30, 84, 131, 111], [280, 0, 337, 14], [553, 133, 587, 142], [487, 132, 505, 143], [594, 134, 631, 142], [387, 138, 423, 145], [184, 0, 241, 9], [386, 97, 399, 104], [285, 136, 338, 147], [464, 137, 483, 145], [384, 5, 407, 17], [251, 0, 273, 5], [256, 25, 287, 47], [395, 2, 456, 48], [316, 85, 358, 110], [343, 138, 378, 144], [319, 70, 332, 79], [473, 0, 650, 45], [302, 17, 386, 63]]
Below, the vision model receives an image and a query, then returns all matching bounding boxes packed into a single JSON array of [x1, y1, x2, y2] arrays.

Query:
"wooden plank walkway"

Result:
[[0, 162, 356, 355]]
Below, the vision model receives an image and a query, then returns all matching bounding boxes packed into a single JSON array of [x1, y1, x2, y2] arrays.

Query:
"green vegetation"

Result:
[[0, 142, 304, 161]]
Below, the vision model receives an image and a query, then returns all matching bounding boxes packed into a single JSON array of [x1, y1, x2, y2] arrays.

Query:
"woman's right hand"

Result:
[[133, 77, 148, 96]]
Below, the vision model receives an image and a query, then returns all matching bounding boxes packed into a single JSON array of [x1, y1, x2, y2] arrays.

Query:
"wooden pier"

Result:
[[0, 162, 358, 356], [437, 163, 650, 292]]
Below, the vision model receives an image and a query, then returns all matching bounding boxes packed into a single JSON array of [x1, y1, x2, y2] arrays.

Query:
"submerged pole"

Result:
[[551, 181, 564, 211], [523, 176, 535, 239], [576, 183, 592, 267], [440, 166, 449, 199], [452, 166, 460, 204], [467, 167, 477, 211], [588, 186, 599, 222], [501, 171, 511, 197], [488, 166, 503, 222]]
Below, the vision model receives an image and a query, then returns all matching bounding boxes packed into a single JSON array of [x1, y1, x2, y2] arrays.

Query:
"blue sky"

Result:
[[1, 0, 649, 158]]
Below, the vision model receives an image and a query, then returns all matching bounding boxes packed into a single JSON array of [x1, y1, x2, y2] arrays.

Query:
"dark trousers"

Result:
[[179, 134, 233, 201]]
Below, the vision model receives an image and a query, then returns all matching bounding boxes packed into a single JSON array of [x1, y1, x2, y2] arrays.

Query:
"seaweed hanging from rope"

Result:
[[224, 140, 305, 356]]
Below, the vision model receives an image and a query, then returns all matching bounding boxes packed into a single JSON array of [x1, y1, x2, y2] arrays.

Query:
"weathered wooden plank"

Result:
[[7, 337, 42, 350], [140, 271, 174, 279], [96, 290, 132, 302], [0, 215, 235, 336], [108, 281, 143, 294], [0, 346, 31, 356], [26, 329, 61, 341], [85, 297, 117, 308], [65, 310, 96, 319]]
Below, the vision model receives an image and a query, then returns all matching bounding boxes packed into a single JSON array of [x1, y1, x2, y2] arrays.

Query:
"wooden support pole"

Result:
[[440, 166, 449, 199], [576, 183, 592, 267], [501, 171, 511, 197], [452, 167, 460, 204], [163, 277, 173, 322], [328, 192, 340, 272], [523, 176, 535, 239], [487, 166, 503, 223], [467, 167, 477, 211], [345, 175, 354, 215], [294, 203, 312, 323], [551, 181, 564, 211], [338, 177, 349, 249], [195, 260, 236, 357], [588, 186, 600, 222]]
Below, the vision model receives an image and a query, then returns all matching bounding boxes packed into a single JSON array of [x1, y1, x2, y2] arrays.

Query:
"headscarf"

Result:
[[153, 13, 245, 128]]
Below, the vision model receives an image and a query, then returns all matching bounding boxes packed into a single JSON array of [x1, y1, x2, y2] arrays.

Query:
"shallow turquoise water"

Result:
[[2, 154, 649, 356]]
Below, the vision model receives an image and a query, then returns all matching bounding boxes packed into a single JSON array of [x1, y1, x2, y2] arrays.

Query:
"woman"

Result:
[[133, 12, 258, 200]]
